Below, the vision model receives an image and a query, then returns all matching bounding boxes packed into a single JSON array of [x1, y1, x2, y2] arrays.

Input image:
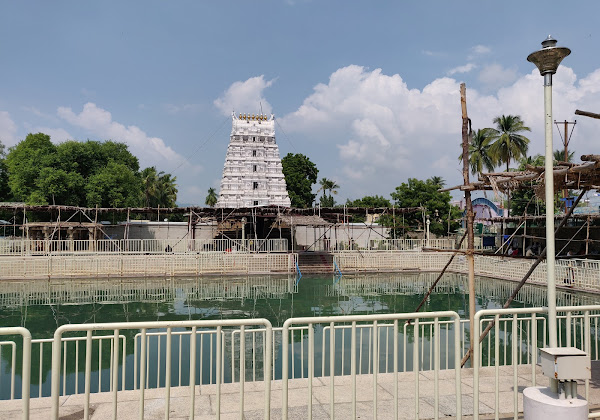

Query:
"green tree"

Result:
[[141, 167, 159, 207], [0, 140, 10, 201], [390, 177, 458, 236], [318, 178, 339, 207], [511, 155, 546, 216], [35, 167, 85, 205], [5, 133, 57, 204], [459, 128, 496, 176], [140, 167, 178, 207], [554, 149, 575, 164], [281, 153, 319, 208], [346, 195, 391, 208], [346, 195, 391, 223], [205, 187, 218, 207], [85, 161, 142, 208], [156, 172, 178, 208], [487, 115, 531, 172]]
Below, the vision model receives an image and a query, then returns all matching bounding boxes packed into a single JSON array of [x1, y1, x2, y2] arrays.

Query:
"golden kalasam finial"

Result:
[[239, 113, 242, 119]]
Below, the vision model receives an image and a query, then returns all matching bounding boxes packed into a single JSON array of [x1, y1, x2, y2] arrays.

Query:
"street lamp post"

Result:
[[527, 36, 570, 350], [425, 215, 430, 247]]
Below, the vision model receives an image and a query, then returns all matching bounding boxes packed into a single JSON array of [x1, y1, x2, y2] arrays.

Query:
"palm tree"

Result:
[[318, 178, 339, 198], [487, 115, 531, 172], [141, 167, 159, 207], [459, 129, 496, 177], [205, 187, 218, 207], [430, 176, 446, 188], [156, 173, 178, 207], [317, 178, 339, 207], [518, 154, 545, 171], [554, 149, 575, 164]]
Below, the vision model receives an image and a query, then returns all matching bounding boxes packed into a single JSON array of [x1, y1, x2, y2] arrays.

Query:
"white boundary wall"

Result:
[[334, 251, 600, 293], [0, 252, 297, 279]]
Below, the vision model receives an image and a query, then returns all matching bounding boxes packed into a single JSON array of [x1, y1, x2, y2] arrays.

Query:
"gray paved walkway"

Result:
[[2, 363, 600, 419]]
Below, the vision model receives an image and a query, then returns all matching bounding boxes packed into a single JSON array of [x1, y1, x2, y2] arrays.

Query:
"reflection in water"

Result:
[[0, 272, 598, 339], [0, 272, 599, 400]]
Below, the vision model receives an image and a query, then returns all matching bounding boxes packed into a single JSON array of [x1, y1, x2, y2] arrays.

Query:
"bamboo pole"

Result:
[[460, 83, 477, 363]]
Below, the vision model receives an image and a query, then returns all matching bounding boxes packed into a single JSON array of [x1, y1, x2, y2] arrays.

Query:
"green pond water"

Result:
[[0, 272, 598, 399]]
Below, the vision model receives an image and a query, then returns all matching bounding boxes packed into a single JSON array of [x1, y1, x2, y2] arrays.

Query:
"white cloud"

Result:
[[25, 126, 72, 143], [214, 76, 275, 116], [279, 64, 600, 201], [57, 102, 200, 173], [478, 63, 518, 89], [448, 63, 477, 76], [471, 45, 491, 55], [468, 45, 491, 61], [422, 50, 446, 58], [0, 111, 17, 146]]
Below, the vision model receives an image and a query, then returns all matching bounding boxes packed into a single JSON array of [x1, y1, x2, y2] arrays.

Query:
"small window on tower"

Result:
[[253, 137, 256, 142], [252, 150, 257, 157], [253, 182, 258, 190], [254, 201, 259, 206], [253, 165, 257, 172]]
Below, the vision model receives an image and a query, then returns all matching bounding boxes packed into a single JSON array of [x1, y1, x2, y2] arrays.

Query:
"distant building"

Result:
[[216, 112, 291, 208]]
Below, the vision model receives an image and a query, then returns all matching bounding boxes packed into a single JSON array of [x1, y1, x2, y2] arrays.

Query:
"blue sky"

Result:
[[1, 1, 600, 205]]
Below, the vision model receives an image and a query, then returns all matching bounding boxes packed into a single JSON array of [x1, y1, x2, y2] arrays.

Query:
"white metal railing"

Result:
[[0, 341, 17, 400], [333, 251, 600, 293], [0, 238, 288, 256], [0, 328, 30, 420], [2, 306, 600, 418], [472, 305, 600, 420], [281, 311, 463, 420], [330, 238, 475, 252], [0, 252, 298, 279], [30, 335, 127, 399], [49, 319, 273, 420]]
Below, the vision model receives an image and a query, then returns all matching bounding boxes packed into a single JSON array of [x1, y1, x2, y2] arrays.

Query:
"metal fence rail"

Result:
[[0, 238, 288, 256], [2, 305, 600, 418], [281, 311, 462, 420], [334, 251, 600, 293], [49, 319, 273, 420], [472, 305, 600, 420]]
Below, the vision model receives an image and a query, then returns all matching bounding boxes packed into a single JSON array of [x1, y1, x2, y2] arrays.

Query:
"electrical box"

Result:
[[540, 347, 591, 381]]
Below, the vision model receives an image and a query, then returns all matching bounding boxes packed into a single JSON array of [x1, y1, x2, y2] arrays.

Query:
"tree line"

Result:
[[0, 133, 177, 208]]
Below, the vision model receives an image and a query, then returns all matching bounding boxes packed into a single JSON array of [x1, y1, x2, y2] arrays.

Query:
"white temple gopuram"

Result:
[[216, 112, 291, 208]]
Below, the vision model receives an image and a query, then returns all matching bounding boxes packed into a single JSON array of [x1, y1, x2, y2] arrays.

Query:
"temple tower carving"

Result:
[[216, 112, 291, 208]]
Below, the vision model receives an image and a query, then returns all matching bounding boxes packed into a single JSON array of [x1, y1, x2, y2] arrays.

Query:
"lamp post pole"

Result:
[[426, 215, 430, 247], [527, 36, 570, 350]]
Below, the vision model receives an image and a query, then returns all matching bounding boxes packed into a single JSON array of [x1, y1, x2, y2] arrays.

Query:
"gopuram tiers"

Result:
[[216, 112, 291, 208]]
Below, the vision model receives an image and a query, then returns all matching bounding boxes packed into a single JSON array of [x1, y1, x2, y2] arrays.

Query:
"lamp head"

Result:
[[527, 35, 571, 76]]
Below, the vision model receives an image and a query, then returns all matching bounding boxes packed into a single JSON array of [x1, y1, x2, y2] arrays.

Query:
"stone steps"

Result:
[[298, 252, 334, 273]]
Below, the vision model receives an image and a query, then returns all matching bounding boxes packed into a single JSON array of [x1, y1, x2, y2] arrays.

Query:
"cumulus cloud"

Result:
[[0, 111, 17, 146], [57, 102, 198, 173], [448, 63, 477, 76], [472, 45, 491, 55], [478, 63, 518, 89], [25, 126, 72, 143], [214, 76, 275, 116], [279, 64, 600, 200]]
